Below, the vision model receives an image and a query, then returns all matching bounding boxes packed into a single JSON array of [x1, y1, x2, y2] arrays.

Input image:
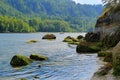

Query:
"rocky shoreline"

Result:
[[90, 3, 120, 80]]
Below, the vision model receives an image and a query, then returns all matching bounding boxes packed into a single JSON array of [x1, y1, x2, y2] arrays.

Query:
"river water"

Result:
[[0, 33, 102, 80]]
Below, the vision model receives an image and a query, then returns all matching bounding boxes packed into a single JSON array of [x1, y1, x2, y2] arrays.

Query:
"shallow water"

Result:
[[0, 33, 102, 80]]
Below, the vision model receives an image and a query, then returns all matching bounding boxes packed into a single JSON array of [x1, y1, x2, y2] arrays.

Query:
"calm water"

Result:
[[0, 33, 102, 80]]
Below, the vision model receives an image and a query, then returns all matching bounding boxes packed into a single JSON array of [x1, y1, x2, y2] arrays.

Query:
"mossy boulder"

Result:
[[63, 38, 73, 42], [42, 34, 56, 39], [10, 54, 32, 67], [76, 42, 101, 53], [63, 36, 79, 42], [30, 54, 48, 61], [77, 35, 83, 39], [27, 40, 38, 43]]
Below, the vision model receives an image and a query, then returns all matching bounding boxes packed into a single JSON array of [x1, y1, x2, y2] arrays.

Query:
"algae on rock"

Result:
[[10, 54, 32, 67], [30, 54, 48, 61]]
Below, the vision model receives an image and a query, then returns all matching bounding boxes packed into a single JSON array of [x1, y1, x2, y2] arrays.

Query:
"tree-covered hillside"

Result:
[[0, 0, 103, 32]]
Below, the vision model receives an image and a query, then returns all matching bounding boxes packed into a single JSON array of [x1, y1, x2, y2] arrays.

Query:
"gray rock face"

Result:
[[85, 32, 100, 42], [112, 42, 120, 76]]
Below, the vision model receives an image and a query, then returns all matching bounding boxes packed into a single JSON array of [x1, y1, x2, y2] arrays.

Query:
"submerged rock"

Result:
[[21, 78, 27, 80], [27, 40, 38, 43], [10, 54, 32, 67], [30, 54, 48, 61], [42, 34, 56, 39]]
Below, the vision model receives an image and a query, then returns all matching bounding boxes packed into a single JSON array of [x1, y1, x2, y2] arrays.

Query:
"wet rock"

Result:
[[76, 42, 101, 53], [63, 36, 78, 42], [30, 54, 48, 61], [85, 32, 100, 42], [68, 42, 79, 45], [38, 64, 41, 68], [77, 35, 83, 39], [34, 76, 40, 79], [42, 34, 56, 39], [10, 54, 32, 67], [98, 51, 112, 58]]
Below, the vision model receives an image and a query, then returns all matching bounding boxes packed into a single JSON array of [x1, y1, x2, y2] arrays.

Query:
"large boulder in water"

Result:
[[10, 54, 32, 67], [42, 34, 56, 39], [30, 54, 48, 61], [76, 42, 101, 53], [85, 32, 100, 42]]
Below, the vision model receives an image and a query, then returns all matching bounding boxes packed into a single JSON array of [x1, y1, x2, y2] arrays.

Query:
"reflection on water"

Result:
[[0, 33, 102, 80]]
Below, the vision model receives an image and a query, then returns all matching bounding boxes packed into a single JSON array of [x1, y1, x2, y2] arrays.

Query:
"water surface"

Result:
[[0, 33, 102, 80]]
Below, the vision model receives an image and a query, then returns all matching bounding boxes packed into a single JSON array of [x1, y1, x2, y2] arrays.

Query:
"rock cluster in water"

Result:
[[10, 54, 48, 67], [63, 35, 83, 45]]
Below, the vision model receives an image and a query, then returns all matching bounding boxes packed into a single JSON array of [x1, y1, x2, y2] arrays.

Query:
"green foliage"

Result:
[[104, 52, 112, 62], [0, 0, 103, 32], [113, 53, 120, 76], [113, 65, 120, 76], [113, 4, 120, 13], [98, 51, 111, 57], [0, 16, 35, 32]]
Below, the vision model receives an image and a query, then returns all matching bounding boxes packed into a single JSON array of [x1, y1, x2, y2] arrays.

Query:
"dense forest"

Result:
[[0, 0, 103, 32]]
